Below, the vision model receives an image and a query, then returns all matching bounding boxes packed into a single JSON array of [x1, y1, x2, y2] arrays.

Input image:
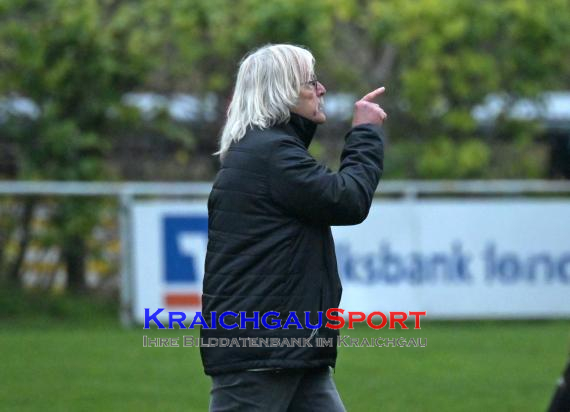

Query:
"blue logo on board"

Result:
[[163, 216, 208, 283]]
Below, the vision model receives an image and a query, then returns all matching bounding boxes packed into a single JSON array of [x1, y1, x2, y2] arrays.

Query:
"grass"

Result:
[[336, 321, 569, 411], [0, 295, 569, 411]]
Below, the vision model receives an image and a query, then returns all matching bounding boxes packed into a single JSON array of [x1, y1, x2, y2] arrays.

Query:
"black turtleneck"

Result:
[[281, 112, 317, 148]]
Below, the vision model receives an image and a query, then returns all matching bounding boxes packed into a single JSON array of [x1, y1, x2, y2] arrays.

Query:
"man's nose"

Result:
[[317, 81, 326, 96]]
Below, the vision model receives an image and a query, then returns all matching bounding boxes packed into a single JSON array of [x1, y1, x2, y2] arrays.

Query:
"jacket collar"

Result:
[[282, 112, 318, 148]]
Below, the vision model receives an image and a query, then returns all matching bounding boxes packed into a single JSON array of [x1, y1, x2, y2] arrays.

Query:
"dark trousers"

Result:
[[209, 367, 347, 412]]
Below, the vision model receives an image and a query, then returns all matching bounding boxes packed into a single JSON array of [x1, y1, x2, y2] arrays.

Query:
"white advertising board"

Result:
[[132, 202, 208, 324], [131, 199, 570, 323]]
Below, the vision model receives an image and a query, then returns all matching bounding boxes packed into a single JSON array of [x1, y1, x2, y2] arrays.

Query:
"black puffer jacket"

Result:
[[201, 113, 383, 376]]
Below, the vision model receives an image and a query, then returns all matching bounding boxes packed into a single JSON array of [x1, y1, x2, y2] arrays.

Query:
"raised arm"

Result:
[[269, 87, 388, 226]]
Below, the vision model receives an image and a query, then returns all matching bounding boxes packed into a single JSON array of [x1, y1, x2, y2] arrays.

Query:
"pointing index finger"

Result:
[[361, 87, 386, 102]]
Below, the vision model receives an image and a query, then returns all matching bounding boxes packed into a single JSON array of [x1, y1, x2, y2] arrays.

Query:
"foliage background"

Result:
[[2, 0, 570, 183]]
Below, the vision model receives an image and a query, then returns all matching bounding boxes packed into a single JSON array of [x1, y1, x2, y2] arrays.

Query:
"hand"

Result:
[[352, 87, 388, 127]]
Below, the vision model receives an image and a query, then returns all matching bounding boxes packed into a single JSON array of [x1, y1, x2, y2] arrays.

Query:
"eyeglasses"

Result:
[[304, 77, 319, 91]]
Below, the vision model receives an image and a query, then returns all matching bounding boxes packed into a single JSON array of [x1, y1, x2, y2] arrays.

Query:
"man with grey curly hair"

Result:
[[202, 44, 387, 411]]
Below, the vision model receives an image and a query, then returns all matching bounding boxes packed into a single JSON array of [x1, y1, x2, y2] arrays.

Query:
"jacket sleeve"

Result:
[[268, 124, 384, 226]]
